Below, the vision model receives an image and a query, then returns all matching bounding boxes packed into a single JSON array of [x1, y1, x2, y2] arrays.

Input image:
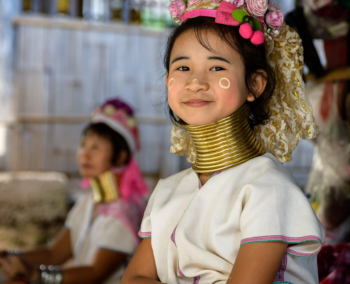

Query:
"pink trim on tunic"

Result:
[[241, 235, 322, 257]]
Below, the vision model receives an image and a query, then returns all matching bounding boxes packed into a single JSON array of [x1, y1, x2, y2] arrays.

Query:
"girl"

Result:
[[0, 98, 148, 284], [121, 0, 325, 283]]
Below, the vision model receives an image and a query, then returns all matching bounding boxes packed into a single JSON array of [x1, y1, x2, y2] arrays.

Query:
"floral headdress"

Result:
[[92, 98, 140, 153], [169, 0, 284, 45], [168, 0, 319, 163]]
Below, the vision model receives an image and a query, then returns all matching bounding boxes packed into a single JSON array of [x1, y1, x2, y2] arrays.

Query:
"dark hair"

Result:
[[164, 17, 275, 128], [82, 123, 131, 166]]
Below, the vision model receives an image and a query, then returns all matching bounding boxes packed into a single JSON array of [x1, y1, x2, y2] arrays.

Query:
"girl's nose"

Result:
[[185, 77, 209, 94], [79, 148, 90, 159]]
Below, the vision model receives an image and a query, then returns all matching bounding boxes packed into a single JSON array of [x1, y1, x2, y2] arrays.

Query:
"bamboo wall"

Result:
[[10, 15, 183, 182], [0, 1, 21, 170]]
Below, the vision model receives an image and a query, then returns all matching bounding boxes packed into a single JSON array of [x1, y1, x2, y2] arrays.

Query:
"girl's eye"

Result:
[[178, 66, 189, 71], [211, 67, 225, 71]]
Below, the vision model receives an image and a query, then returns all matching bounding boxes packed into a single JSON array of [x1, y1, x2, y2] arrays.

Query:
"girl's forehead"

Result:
[[172, 29, 237, 59], [83, 131, 109, 143]]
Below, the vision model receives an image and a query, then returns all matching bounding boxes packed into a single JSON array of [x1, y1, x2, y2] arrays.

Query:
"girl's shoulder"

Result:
[[225, 152, 298, 186]]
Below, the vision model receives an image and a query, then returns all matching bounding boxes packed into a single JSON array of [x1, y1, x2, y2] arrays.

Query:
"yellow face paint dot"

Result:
[[219, 78, 230, 89], [168, 78, 175, 90], [192, 79, 198, 84]]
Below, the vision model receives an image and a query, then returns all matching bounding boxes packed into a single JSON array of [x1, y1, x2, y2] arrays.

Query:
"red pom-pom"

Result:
[[250, 30, 265, 45], [239, 22, 253, 39]]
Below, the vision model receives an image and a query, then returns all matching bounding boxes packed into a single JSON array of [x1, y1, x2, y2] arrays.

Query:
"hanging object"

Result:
[[69, 0, 84, 17], [111, 0, 123, 21], [83, 0, 110, 21]]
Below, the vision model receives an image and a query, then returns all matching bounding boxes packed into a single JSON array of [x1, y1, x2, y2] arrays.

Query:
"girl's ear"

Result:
[[247, 70, 268, 102], [116, 150, 128, 167], [165, 72, 169, 89]]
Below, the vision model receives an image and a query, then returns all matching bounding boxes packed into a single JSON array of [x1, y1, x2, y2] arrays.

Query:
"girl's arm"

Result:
[[21, 227, 72, 265], [121, 238, 162, 284], [1, 227, 128, 284], [52, 248, 127, 284], [227, 241, 288, 284], [1, 246, 127, 284], [0, 228, 72, 274]]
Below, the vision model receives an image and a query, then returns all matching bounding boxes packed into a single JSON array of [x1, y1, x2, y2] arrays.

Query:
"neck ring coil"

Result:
[[184, 104, 265, 173], [90, 171, 119, 203]]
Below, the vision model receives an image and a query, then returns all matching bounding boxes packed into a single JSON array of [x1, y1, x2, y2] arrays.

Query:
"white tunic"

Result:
[[65, 194, 137, 284], [139, 153, 325, 284]]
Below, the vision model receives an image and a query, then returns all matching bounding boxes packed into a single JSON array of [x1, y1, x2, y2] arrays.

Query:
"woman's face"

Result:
[[166, 29, 257, 126], [77, 132, 114, 178]]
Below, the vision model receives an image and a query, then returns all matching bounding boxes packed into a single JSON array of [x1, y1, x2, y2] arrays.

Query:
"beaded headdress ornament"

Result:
[[168, 0, 319, 163]]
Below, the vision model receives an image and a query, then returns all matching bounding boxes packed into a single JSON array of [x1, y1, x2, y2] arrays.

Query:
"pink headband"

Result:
[[181, 1, 264, 45]]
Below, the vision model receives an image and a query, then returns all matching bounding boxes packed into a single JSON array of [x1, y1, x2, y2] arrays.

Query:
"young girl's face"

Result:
[[76, 132, 114, 178], [166, 29, 257, 126]]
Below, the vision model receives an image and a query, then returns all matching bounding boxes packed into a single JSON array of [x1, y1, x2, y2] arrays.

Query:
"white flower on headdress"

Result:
[[127, 117, 137, 128], [104, 105, 116, 116]]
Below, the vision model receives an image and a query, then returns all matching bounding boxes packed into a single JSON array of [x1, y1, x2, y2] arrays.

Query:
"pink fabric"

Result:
[[98, 198, 146, 245], [80, 158, 149, 245], [93, 98, 141, 152], [181, 9, 217, 22], [119, 158, 149, 202], [215, 1, 240, 26], [241, 235, 322, 257], [80, 178, 90, 189], [181, 2, 264, 45]]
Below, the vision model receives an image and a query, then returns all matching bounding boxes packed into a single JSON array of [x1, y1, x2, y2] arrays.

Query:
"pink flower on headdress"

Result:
[[168, 0, 186, 22], [265, 10, 283, 30], [188, 0, 201, 7], [224, 0, 244, 7], [246, 0, 268, 17], [268, 2, 280, 12]]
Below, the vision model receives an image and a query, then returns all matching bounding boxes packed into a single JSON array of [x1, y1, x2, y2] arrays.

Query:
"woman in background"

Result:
[[0, 98, 148, 284]]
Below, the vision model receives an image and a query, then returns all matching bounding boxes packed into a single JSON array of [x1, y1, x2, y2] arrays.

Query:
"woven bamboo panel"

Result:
[[11, 16, 183, 180]]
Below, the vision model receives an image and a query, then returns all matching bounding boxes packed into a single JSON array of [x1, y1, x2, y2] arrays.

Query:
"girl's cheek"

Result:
[[168, 78, 175, 91], [219, 77, 231, 90]]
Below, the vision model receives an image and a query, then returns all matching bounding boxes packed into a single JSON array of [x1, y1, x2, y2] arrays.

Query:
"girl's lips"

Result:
[[183, 100, 212, 108], [81, 163, 92, 169]]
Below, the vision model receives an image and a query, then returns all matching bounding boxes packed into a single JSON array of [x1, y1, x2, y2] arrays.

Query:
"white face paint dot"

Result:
[[168, 78, 175, 90], [219, 78, 230, 89]]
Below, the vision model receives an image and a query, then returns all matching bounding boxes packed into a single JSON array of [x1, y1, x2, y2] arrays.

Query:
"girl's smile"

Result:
[[183, 98, 212, 108]]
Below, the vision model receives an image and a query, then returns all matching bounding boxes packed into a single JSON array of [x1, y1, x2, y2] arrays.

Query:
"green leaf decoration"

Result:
[[232, 9, 262, 31], [249, 17, 261, 31], [214, 6, 219, 10], [231, 9, 248, 23], [183, 0, 187, 6]]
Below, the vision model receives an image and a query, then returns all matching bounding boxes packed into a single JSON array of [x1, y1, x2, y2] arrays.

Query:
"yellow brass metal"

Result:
[[184, 104, 265, 173], [90, 171, 119, 203]]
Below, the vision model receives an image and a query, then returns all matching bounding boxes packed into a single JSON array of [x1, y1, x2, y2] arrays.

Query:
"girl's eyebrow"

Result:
[[171, 56, 189, 65], [207, 56, 231, 64]]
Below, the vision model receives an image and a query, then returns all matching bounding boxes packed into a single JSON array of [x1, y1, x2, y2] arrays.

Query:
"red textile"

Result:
[[318, 243, 350, 284]]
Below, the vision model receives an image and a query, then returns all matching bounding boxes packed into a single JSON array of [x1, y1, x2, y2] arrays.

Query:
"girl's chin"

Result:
[[80, 171, 99, 179], [183, 116, 223, 126]]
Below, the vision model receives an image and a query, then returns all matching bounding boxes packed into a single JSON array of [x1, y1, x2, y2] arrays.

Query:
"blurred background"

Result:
[[0, 0, 348, 270]]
